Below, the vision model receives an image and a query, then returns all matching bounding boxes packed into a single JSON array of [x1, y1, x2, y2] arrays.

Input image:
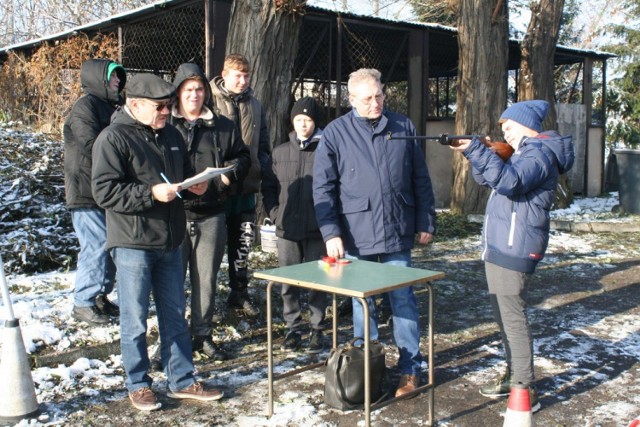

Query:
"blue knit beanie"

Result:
[[499, 100, 549, 132]]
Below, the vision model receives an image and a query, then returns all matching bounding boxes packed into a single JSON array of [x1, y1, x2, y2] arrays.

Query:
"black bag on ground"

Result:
[[324, 337, 386, 410]]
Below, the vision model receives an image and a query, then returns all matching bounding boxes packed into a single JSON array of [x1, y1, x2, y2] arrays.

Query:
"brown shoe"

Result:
[[167, 382, 224, 402], [129, 387, 162, 411], [395, 374, 420, 398]]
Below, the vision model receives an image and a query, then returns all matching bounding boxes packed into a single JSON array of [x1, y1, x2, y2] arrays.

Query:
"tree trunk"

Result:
[[451, 0, 509, 214], [225, 0, 304, 147], [519, 0, 564, 129], [519, 0, 572, 208], [224, 1, 304, 242]]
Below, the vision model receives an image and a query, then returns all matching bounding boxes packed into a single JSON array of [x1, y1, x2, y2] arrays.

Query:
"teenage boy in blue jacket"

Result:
[[451, 100, 574, 412]]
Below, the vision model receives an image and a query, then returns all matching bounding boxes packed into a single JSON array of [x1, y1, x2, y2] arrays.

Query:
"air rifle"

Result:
[[386, 132, 514, 161]]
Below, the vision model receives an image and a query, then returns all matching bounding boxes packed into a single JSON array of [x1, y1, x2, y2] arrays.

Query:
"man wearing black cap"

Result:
[[92, 73, 223, 411], [451, 100, 575, 412], [262, 96, 328, 353]]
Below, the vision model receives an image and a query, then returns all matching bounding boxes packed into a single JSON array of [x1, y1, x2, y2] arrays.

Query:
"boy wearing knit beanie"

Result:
[[451, 100, 575, 413], [261, 97, 328, 353]]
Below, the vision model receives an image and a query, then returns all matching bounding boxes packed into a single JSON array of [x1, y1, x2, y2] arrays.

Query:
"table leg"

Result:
[[332, 294, 338, 349], [356, 296, 371, 427], [267, 280, 274, 417], [428, 283, 434, 426]]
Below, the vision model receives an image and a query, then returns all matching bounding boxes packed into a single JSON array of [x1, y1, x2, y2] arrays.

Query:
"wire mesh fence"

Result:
[[121, 1, 206, 77], [292, 16, 411, 119]]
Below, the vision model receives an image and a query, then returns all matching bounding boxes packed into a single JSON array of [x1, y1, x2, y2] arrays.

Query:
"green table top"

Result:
[[253, 259, 444, 298]]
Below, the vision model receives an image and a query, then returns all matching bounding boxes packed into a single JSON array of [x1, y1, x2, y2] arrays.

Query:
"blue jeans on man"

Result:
[[110, 246, 196, 393], [349, 249, 423, 376], [71, 208, 116, 307]]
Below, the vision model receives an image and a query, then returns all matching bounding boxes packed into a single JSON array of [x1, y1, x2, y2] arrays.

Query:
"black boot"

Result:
[[227, 291, 259, 317]]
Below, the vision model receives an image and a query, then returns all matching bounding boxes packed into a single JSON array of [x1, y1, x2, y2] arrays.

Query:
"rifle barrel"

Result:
[[386, 133, 480, 145]]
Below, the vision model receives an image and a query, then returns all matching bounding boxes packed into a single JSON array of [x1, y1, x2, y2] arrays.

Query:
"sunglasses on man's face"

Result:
[[143, 100, 173, 111]]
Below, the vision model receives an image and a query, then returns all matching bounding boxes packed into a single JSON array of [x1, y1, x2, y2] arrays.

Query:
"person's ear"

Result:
[[130, 98, 143, 113]]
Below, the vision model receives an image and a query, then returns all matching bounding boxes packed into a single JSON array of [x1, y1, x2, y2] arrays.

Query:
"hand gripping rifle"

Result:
[[386, 132, 514, 161]]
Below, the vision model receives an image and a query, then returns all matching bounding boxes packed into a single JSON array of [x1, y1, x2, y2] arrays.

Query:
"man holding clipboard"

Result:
[[170, 62, 250, 362], [92, 73, 224, 411]]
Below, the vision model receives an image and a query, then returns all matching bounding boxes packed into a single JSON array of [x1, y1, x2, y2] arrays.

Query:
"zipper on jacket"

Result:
[[158, 132, 174, 249], [298, 149, 306, 234], [187, 123, 195, 152], [212, 131, 222, 168], [508, 211, 516, 247]]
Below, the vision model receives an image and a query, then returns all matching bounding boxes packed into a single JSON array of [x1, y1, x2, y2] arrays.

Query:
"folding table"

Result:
[[254, 259, 444, 426]]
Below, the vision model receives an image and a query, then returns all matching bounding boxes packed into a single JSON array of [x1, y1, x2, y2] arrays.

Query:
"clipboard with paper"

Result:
[[178, 165, 235, 188]]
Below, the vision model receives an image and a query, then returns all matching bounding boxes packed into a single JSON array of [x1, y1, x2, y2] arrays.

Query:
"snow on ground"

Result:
[[550, 192, 632, 222], [1, 192, 639, 426]]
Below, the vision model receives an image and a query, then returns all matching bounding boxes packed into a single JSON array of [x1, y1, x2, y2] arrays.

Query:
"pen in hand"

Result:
[[160, 172, 182, 199]]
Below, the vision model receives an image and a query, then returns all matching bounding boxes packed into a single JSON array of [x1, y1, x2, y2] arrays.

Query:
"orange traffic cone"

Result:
[[502, 383, 533, 427]]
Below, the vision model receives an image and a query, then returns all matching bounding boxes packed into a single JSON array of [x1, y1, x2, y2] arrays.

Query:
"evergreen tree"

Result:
[[605, 0, 640, 147]]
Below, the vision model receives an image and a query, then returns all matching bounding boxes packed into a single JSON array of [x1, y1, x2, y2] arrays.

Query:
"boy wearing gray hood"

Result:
[[170, 63, 251, 361]]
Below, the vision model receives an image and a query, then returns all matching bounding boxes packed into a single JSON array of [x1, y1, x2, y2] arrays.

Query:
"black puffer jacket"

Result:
[[63, 59, 126, 208], [170, 63, 251, 220], [92, 108, 194, 251], [261, 130, 322, 241]]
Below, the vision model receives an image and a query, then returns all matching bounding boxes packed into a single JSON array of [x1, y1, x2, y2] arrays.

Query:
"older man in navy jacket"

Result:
[[313, 68, 436, 398]]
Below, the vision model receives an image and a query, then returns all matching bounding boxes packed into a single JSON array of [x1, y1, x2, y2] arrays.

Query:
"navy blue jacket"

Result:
[[464, 131, 574, 273], [313, 109, 436, 256]]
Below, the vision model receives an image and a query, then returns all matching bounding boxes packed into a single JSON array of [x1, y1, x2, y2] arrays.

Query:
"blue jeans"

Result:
[[349, 250, 423, 376], [110, 247, 195, 393], [71, 208, 116, 307]]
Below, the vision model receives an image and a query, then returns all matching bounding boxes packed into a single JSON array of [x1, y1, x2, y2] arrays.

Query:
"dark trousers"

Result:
[[485, 261, 534, 386], [226, 208, 255, 294], [183, 213, 227, 337], [277, 236, 328, 331]]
